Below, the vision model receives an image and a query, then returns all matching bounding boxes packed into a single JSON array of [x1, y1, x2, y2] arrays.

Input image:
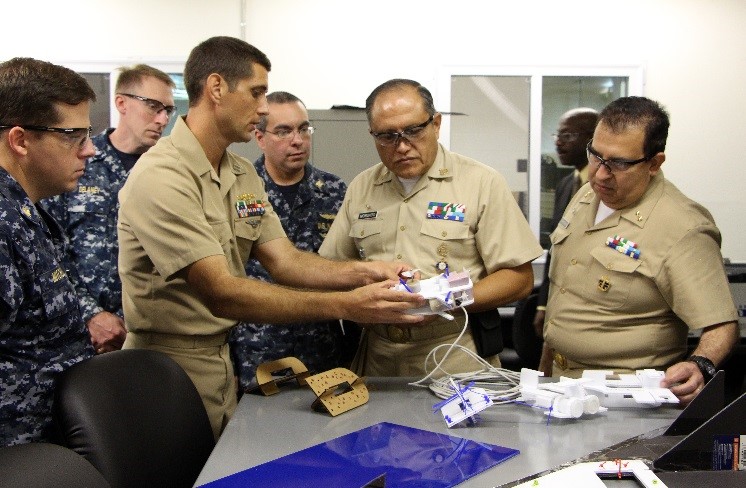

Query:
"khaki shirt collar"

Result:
[[580, 170, 665, 230], [170, 116, 247, 196]]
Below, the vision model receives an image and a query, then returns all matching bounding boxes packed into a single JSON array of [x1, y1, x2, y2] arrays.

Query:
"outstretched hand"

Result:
[[342, 280, 426, 324]]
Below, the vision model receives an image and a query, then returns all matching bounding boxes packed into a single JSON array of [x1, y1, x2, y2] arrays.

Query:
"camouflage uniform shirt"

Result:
[[44, 129, 129, 323], [0, 168, 94, 446], [229, 156, 347, 390]]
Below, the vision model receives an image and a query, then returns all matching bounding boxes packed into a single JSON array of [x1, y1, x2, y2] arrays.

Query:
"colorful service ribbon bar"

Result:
[[606, 235, 640, 259]]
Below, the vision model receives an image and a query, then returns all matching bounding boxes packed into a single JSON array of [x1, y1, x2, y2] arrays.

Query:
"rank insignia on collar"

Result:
[[21, 206, 32, 218], [236, 199, 265, 218], [315, 180, 324, 189], [439, 168, 449, 176]]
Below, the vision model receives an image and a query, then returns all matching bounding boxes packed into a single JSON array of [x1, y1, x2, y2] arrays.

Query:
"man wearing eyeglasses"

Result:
[[0, 57, 97, 446], [44, 65, 175, 355], [532, 109, 599, 353], [319, 79, 543, 376], [539, 96, 739, 405], [229, 91, 349, 390]]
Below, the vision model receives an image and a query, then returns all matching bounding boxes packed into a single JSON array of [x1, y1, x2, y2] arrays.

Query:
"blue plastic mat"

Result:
[[201, 421, 519, 487]]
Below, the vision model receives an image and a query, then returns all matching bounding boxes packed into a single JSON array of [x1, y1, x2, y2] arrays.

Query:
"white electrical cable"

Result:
[[408, 307, 523, 404]]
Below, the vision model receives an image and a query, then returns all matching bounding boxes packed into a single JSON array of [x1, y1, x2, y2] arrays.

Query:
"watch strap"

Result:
[[687, 355, 716, 383]]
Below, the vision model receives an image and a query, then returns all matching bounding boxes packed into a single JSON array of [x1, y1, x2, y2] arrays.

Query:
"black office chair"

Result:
[[511, 293, 543, 369], [53, 349, 215, 488], [0, 442, 110, 488]]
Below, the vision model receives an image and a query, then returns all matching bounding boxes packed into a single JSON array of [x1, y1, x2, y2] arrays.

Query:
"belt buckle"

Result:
[[386, 325, 410, 343], [553, 351, 568, 370]]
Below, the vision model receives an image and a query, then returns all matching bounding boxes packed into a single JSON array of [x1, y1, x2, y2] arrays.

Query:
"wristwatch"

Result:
[[687, 355, 717, 383]]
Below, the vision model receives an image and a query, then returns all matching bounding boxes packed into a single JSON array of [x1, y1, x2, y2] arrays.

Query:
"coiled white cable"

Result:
[[408, 307, 523, 403]]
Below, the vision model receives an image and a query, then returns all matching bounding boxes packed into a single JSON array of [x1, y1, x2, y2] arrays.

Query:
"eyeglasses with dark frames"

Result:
[[263, 125, 315, 140], [552, 132, 586, 143], [118, 93, 177, 117], [370, 115, 434, 147], [0, 124, 93, 149], [586, 140, 650, 173]]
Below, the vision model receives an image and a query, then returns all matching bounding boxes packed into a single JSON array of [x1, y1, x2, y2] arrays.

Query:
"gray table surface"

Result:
[[194, 377, 680, 487]]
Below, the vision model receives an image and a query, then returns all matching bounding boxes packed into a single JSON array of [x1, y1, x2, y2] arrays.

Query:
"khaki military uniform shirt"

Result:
[[319, 144, 542, 374], [118, 116, 287, 337], [545, 171, 737, 373]]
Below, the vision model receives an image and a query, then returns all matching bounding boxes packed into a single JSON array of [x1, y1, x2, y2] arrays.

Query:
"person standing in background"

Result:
[[44, 64, 176, 354], [229, 91, 349, 390], [532, 108, 599, 337]]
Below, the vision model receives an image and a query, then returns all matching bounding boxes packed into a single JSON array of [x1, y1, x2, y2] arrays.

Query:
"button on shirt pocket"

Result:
[[419, 219, 473, 264], [350, 219, 385, 257]]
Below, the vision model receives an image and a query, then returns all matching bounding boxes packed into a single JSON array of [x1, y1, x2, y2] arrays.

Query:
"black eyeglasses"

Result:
[[118, 93, 177, 117], [586, 140, 650, 173], [370, 115, 434, 147], [552, 132, 585, 143], [263, 125, 315, 140], [0, 124, 93, 149]]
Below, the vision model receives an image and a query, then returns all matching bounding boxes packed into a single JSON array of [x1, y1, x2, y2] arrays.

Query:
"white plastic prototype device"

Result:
[[581, 369, 679, 408], [433, 381, 494, 428], [394, 269, 474, 319], [516, 368, 606, 419], [513, 459, 668, 487]]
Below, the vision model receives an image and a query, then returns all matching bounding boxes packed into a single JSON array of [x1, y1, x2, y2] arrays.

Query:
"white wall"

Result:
[[2, 0, 745, 261]]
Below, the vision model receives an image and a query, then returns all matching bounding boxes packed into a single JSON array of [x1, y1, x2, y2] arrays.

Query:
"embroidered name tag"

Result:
[[358, 211, 377, 220], [427, 202, 466, 222]]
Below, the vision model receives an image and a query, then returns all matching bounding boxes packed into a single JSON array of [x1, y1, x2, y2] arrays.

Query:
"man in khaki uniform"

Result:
[[118, 38, 424, 439], [540, 96, 739, 405], [319, 79, 543, 376]]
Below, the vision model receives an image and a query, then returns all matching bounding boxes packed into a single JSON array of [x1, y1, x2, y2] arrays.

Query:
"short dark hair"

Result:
[[184, 36, 271, 106], [115, 64, 175, 93], [599, 96, 670, 157], [0, 57, 96, 127], [256, 91, 305, 131], [365, 79, 436, 122]]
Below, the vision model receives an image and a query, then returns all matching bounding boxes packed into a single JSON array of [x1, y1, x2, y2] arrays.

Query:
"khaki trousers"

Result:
[[356, 315, 501, 377], [123, 331, 237, 441]]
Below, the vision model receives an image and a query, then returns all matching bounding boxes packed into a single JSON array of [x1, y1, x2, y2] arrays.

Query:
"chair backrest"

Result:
[[53, 349, 215, 488], [511, 293, 543, 369], [0, 442, 110, 488]]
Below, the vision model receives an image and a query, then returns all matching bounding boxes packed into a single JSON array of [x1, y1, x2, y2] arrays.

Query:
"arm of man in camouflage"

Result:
[[43, 196, 126, 353]]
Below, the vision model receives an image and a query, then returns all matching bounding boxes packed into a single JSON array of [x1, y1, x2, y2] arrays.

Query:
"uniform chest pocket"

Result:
[[350, 219, 385, 257], [587, 246, 642, 309], [234, 218, 262, 242], [419, 219, 470, 241], [37, 266, 78, 321]]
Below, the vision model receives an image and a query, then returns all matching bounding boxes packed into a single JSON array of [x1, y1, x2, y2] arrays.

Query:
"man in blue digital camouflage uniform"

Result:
[[44, 65, 175, 354], [229, 92, 349, 390], [0, 57, 96, 446]]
